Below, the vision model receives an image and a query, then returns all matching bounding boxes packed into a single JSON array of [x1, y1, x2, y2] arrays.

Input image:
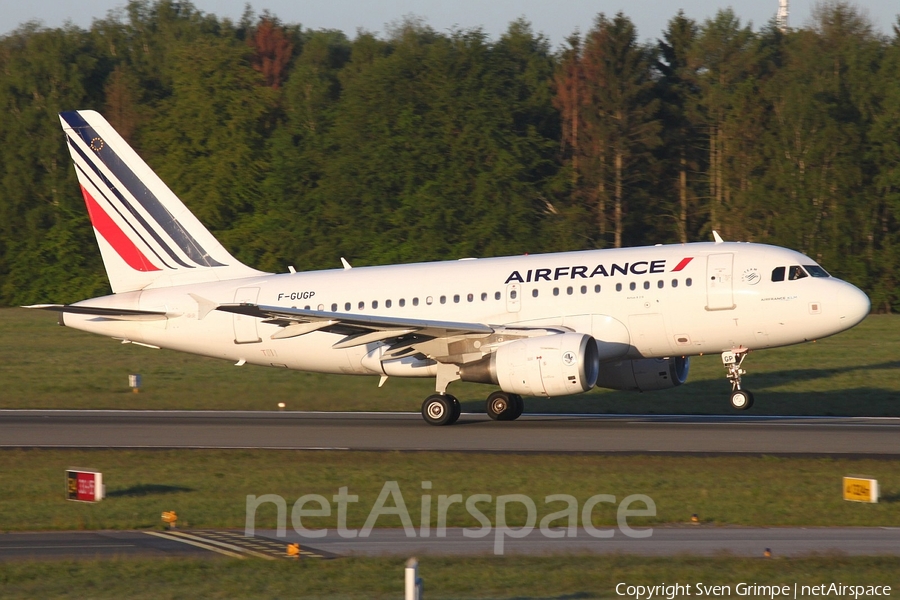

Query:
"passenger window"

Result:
[[440, 296, 446, 304], [494, 291, 501, 300], [416, 297, 422, 306], [345, 302, 351, 311], [553, 288, 560, 296], [399, 299, 406, 307], [771, 267, 786, 282], [686, 278, 692, 287], [358, 301, 365, 310], [331, 303, 337, 312], [594, 284, 601, 293], [789, 265, 808, 280], [629, 282, 636, 291], [671, 279, 678, 288], [304, 305, 310, 310], [467, 293, 473, 302], [510, 290, 517, 299], [453, 294, 460, 303], [581, 285, 587, 294], [567, 286, 573, 295], [657, 280, 664, 289], [481, 292, 487, 301], [372, 300, 378, 309], [385, 300, 392, 308], [643, 281, 650, 290], [532, 289, 539, 298], [616, 283, 622, 292], [317, 304, 324, 311]]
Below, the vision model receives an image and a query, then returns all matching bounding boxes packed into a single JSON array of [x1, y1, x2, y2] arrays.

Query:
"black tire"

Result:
[[730, 390, 753, 411], [447, 394, 461, 425], [422, 394, 456, 426], [509, 394, 524, 420], [486, 391, 516, 421]]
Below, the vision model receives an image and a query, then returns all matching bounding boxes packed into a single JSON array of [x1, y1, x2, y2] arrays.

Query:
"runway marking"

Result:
[[0, 544, 135, 550], [162, 531, 277, 560], [144, 531, 246, 559]]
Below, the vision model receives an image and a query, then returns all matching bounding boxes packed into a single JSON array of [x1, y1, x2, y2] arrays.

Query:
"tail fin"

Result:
[[59, 110, 265, 292]]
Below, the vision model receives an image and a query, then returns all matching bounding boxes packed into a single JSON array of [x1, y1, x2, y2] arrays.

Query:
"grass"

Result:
[[0, 555, 898, 599], [1, 450, 899, 531], [1, 308, 898, 414]]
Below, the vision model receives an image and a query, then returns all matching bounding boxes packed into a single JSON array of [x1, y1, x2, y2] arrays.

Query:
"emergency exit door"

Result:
[[233, 287, 262, 344]]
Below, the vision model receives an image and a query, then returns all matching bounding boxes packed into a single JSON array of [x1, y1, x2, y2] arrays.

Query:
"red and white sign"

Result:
[[66, 469, 104, 502]]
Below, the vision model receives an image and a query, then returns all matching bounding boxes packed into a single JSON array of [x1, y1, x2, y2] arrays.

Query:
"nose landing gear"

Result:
[[722, 349, 754, 410]]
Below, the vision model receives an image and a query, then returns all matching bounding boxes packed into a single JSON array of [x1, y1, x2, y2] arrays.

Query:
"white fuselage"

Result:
[[62, 241, 870, 384]]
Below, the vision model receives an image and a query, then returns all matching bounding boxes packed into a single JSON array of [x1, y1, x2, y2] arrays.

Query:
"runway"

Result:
[[2, 410, 900, 454], [2, 527, 898, 561]]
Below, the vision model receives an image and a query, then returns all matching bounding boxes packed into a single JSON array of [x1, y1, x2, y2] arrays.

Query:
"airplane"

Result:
[[27, 110, 871, 426]]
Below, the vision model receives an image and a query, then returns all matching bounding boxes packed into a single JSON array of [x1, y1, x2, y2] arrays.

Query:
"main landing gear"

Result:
[[722, 349, 754, 411], [421, 390, 526, 426], [485, 391, 524, 421], [421, 394, 461, 426]]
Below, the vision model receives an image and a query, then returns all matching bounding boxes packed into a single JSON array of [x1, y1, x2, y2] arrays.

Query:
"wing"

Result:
[[215, 303, 563, 363]]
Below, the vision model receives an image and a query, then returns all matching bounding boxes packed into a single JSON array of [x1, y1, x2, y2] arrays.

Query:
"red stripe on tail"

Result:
[[80, 186, 160, 272], [671, 257, 694, 272]]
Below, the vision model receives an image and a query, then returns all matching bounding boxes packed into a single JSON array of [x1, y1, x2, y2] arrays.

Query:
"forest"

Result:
[[0, 0, 898, 311]]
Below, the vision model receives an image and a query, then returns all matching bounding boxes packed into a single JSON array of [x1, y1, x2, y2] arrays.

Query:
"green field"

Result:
[[1, 309, 898, 414], [2, 450, 898, 531], [1, 555, 898, 599]]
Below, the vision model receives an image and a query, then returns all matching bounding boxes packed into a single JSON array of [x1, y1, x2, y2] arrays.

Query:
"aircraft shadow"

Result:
[[106, 483, 194, 498]]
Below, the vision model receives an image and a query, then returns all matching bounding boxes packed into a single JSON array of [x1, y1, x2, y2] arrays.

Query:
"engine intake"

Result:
[[594, 356, 690, 392], [460, 333, 600, 397]]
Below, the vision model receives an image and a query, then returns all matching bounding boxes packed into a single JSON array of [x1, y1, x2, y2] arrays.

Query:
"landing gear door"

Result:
[[706, 253, 735, 311], [233, 287, 262, 344], [506, 283, 521, 313]]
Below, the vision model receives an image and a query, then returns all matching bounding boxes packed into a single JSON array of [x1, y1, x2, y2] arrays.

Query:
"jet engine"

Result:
[[594, 356, 690, 392], [460, 333, 600, 397]]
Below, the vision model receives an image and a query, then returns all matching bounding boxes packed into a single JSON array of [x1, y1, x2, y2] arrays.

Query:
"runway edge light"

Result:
[[843, 476, 878, 503], [66, 468, 104, 502]]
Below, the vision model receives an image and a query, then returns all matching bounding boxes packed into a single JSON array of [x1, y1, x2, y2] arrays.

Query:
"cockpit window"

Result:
[[804, 265, 830, 278], [771, 267, 785, 282], [788, 265, 808, 280]]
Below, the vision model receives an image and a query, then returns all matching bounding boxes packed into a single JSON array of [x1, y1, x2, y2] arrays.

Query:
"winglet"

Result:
[[341, 257, 352, 270], [712, 230, 724, 244]]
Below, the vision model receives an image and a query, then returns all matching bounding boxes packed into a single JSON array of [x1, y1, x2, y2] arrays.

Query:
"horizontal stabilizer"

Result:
[[24, 304, 169, 321]]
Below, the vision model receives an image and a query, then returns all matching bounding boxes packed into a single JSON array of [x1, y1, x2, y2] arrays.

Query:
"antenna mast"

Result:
[[776, 0, 789, 32]]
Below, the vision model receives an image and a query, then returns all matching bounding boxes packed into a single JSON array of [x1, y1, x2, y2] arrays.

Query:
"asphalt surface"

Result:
[[2, 410, 900, 454], [2, 527, 898, 560]]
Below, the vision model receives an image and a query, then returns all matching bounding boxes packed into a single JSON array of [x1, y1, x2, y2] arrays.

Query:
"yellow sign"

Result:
[[843, 476, 878, 503], [161, 511, 178, 523], [286, 543, 300, 557]]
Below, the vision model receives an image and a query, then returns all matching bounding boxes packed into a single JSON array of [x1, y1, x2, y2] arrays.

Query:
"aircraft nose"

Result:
[[837, 282, 870, 328]]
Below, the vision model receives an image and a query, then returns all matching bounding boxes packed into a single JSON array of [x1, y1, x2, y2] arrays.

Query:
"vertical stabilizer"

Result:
[[59, 110, 266, 292]]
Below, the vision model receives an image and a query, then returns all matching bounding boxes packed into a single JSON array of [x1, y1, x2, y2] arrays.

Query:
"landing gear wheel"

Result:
[[722, 349, 755, 412], [730, 389, 754, 411], [509, 394, 524, 420], [422, 394, 460, 426], [486, 391, 520, 421]]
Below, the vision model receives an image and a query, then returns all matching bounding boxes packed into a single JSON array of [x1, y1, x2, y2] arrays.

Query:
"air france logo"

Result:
[[504, 257, 693, 284], [562, 351, 577, 367]]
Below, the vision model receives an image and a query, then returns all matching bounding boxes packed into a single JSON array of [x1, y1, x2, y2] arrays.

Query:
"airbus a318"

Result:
[[28, 110, 871, 425]]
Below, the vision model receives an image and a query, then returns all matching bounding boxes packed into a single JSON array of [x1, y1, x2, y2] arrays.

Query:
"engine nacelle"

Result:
[[595, 356, 690, 392], [460, 333, 600, 397]]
